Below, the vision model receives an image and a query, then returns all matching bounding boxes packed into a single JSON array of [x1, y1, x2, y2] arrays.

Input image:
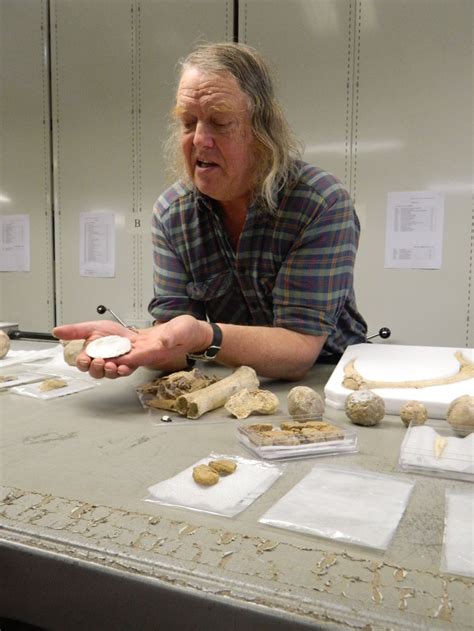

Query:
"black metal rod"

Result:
[[8, 330, 57, 341]]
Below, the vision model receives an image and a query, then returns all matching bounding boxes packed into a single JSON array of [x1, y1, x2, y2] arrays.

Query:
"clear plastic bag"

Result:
[[11, 375, 98, 399], [0, 345, 60, 368], [0, 371, 51, 390], [441, 489, 474, 577], [145, 452, 283, 517], [260, 466, 415, 550]]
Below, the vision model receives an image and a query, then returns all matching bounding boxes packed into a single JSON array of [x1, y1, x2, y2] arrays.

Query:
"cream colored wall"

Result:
[[1, 0, 473, 347]]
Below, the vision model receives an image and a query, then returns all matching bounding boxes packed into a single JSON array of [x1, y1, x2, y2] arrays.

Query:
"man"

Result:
[[54, 42, 367, 381]]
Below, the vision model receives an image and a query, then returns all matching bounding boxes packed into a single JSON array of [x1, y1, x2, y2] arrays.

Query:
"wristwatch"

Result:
[[187, 322, 223, 362]]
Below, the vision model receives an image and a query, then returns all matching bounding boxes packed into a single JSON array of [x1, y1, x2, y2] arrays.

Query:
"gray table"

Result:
[[1, 342, 473, 630]]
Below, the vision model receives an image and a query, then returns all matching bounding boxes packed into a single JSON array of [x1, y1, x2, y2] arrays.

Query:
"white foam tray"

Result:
[[324, 343, 473, 419]]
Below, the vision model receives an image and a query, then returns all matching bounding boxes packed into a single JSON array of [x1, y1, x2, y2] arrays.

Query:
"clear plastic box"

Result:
[[398, 420, 474, 482], [237, 417, 358, 461]]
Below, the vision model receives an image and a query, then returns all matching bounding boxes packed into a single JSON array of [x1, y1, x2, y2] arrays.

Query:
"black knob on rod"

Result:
[[367, 326, 391, 341], [96, 304, 129, 328]]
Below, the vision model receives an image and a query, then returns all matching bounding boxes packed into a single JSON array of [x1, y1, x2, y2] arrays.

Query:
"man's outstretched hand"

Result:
[[53, 316, 212, 379]]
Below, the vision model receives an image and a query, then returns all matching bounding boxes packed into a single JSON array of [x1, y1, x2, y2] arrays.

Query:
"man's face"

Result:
[[175, 67, 257, 210]]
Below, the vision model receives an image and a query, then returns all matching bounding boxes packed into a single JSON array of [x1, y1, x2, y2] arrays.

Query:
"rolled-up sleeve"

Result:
[[148, 196, 205, 322], [272, 186, 359, 337]]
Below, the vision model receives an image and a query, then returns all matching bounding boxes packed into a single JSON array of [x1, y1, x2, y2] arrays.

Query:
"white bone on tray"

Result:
[[324, 343, 474, 419]]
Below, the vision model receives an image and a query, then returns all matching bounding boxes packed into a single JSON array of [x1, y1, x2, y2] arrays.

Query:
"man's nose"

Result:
[[193, 121, 214, 148]]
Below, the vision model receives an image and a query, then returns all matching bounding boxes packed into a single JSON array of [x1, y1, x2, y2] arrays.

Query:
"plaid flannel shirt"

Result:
[[148, 161, 367, 357]]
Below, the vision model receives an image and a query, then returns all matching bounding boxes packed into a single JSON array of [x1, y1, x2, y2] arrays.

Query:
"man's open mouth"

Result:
[[196, 160, 218, 168]]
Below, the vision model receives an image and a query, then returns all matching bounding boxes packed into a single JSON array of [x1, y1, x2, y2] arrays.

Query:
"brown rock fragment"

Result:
[[192, 465, 219, 486]]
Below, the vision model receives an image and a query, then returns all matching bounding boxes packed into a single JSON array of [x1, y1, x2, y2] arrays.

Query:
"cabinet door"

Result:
[[0, 0, 55, 331], [240, 0, 355, 190], [352, 0, 473, 347], [241, 0, 473, 348], [51, 0, 232, 327]]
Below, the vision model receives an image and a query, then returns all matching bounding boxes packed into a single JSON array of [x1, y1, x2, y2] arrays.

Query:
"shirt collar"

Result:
[[193, 188, 279, 225]]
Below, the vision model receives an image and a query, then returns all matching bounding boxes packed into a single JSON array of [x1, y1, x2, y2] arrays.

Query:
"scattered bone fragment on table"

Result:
[[225, 388, 279, 419], [343, 351, 474, 390], [176, 365, 259, 419], [137, 368, 219, 411]]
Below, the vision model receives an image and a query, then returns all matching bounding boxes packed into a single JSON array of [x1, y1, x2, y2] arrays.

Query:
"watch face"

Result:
[[188, 323, 222, 361]]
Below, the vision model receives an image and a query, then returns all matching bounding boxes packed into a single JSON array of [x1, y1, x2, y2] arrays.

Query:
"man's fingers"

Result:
[[117, 364, 135, 377], [88, 358, 106, 379]]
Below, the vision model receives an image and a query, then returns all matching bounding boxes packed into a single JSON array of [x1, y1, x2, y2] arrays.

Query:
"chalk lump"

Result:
[[400, 400, 428, 427], [287, 386, 324, 418], [345, 389, 385, 426], [447, 395, 474, 436]]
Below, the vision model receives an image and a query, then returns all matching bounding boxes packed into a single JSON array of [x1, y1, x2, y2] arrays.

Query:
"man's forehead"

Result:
[[176, 69, 248, 108]]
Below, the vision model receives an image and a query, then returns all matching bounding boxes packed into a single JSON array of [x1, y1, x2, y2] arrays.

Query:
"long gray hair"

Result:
[[165, 42, 302, 211]]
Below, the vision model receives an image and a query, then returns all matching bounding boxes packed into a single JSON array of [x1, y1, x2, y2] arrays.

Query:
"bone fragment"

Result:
[[434, 435, 448, 458], [225, 388, 279, 419], [176, 365, 259, 419], [137, 369, 218, 411], [343, 351, 474, 391], [0, 330, 10, 359]]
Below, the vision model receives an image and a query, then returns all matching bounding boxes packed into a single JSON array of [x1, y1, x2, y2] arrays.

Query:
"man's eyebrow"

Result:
[[172, 104, 241, 117], [172, 105, 188, 118]]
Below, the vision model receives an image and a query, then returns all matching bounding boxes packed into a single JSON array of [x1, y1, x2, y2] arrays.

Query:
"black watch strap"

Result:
[[187, 322, 223, 361]]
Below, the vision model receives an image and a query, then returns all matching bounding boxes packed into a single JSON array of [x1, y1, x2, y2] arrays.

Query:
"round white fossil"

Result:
[[287, 386, 324, 418], [345, 389, 385, 426], [86, 335, 132, 359], [400, 400, 428, 427], [0, 330, 10, 359], [446, 394, 474, 436], [63, 339, 85, 366]]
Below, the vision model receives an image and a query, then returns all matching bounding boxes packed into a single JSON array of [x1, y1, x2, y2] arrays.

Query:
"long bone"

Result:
[[176, 365, 260, 419], [343, 351, 474, 391]]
